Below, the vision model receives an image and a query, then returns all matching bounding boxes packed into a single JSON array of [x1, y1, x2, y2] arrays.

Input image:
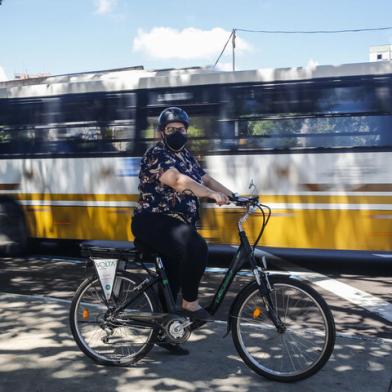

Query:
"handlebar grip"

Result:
[[229, 194, 260, 206], [229, 192, 240, 202]]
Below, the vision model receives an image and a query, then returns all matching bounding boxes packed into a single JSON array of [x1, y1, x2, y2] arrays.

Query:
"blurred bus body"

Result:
[[0, 62, 391, 256]]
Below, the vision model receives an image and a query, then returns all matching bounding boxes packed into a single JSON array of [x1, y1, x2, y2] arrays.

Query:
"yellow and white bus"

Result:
[[0, 61, 391, 256]]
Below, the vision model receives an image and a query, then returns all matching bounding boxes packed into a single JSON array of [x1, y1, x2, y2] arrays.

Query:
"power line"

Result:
[[236, 26, 392, 34], [214, 26, 392, 70]]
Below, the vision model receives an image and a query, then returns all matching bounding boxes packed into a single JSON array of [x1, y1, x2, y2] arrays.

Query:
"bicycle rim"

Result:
[[234, 281, 332, 380], [72, 274, 157, 365]]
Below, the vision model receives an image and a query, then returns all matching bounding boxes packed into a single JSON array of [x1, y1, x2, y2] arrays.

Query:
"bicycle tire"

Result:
[[231, 275, 335, 382], [69, 271, 160, 366]]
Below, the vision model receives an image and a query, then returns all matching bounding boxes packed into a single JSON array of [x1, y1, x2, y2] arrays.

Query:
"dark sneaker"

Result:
[[181, 307, 213, 322], [155, 331, 189, 355], [156, 341, 190, 356]]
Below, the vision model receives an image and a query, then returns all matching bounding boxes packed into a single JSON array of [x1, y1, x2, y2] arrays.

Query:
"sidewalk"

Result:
[[0, 293, 391, 392]]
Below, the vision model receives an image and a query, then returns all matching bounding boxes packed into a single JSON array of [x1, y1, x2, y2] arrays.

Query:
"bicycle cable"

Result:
[[252, 202, 272, 251]]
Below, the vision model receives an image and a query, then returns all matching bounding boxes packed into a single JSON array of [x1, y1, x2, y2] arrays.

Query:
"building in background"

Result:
[[14, 72, 51, 80], [369, 44, 392, 61]]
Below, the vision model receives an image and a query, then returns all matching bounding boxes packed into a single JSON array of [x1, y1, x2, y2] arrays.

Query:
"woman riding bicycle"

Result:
[[73, 109, 336, 372], [131, 107, 233, 328]]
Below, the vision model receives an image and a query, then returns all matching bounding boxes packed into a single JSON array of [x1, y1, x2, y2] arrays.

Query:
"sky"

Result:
[[1, 0, 392, 80]]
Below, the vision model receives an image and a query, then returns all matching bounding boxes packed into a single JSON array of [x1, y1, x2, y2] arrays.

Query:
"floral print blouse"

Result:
[[134, 141, 206, 226]]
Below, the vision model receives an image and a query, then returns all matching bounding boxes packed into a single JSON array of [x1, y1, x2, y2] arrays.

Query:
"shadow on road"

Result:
[[0, 294, 391, 392]]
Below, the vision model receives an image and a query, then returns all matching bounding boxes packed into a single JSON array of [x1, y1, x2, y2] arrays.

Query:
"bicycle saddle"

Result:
[[80, 240, 136, 257]]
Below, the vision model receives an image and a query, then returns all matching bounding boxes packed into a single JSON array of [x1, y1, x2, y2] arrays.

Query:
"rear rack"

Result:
[[80, 240, 137, 259]]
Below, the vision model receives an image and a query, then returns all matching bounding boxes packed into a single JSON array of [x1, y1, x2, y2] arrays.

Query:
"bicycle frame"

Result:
[[207, 203, 285, 334], [73, 199, 335, 380], [96, 200, 283, 334], [207, 231, 257, 315]]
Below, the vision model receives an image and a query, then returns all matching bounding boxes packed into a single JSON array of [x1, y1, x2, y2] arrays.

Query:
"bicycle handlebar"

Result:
[[228, 194, 272, 250], [228, 194, 260, 207]]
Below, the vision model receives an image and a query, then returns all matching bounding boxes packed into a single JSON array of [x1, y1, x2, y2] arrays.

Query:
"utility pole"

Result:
[[232, 28, 236, 71], [213, 28, 237, 70]]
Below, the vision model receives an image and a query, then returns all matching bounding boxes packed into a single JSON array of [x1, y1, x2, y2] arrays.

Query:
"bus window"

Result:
[[232, 114, 392, 151], [228, 80, 392, 118], [0, 92, 136, 156], [223, 79, 392, 152], [186, 114, 216, 158]]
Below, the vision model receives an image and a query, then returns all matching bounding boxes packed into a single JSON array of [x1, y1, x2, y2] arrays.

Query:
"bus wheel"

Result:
[[0, 200, 29, 256]]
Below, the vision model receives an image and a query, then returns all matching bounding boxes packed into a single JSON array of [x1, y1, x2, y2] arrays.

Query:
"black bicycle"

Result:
[[69, 195, 335, 382]]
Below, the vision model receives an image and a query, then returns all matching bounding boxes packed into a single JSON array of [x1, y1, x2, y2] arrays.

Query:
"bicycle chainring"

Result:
[[163, 316, 191, 344]]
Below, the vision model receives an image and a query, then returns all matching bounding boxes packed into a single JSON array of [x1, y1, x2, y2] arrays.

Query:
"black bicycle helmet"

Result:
[[157, 107, 190, 131]]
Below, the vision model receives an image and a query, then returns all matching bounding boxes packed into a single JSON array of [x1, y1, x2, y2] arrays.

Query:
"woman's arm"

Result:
[[201, 174, 233, 197], [160, 168, 229, 205]]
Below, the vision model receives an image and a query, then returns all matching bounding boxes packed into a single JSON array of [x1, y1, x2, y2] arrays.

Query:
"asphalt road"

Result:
[[0, 249, 391, 392], [0, 249, 391, 340]]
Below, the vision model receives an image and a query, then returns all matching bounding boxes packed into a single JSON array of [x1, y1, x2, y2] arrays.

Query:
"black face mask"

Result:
[[164, 131, 188, 152]]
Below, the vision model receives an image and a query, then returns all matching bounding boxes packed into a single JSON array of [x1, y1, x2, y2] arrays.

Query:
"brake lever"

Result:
[[229, 195, 259, 207]]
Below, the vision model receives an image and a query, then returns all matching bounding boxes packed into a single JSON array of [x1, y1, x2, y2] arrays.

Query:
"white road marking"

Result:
[[210, 319, 392, 343], [0, 292, 391, 343], [276, 258, 392, 324], [372, 254, 392, 258], [7, 252, 392, 324], [210, 258, 392, 324]]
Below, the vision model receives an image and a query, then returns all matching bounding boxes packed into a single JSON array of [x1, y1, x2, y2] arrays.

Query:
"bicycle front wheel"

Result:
[[231, 275, 335, 382], [70, 271, 159, 366]]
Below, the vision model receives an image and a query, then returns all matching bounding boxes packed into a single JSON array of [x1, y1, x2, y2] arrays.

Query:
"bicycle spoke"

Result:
[[281, 334, 297, 372], [283, 292, 290, 323], [71, 274, 157, 365], [232, 279, 334, 381]]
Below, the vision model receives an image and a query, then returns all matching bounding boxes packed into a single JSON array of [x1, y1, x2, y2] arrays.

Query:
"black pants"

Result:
[[131, 212, 208, 302]]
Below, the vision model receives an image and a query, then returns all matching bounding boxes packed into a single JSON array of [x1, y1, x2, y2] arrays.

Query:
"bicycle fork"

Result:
[[252, 256, 286, 334]]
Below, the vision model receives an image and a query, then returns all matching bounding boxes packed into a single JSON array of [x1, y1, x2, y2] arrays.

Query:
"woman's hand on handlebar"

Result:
[[229, 193, 260, 206], [208, 191, 231, 206]]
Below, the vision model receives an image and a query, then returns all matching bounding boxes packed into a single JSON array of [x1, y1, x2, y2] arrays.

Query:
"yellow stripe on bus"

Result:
[[23, 204, 392, 251]]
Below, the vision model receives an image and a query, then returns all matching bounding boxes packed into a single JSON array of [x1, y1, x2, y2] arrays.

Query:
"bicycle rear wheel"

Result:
[[70, 271, 159, 366], [231, 275, 335, 382]]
